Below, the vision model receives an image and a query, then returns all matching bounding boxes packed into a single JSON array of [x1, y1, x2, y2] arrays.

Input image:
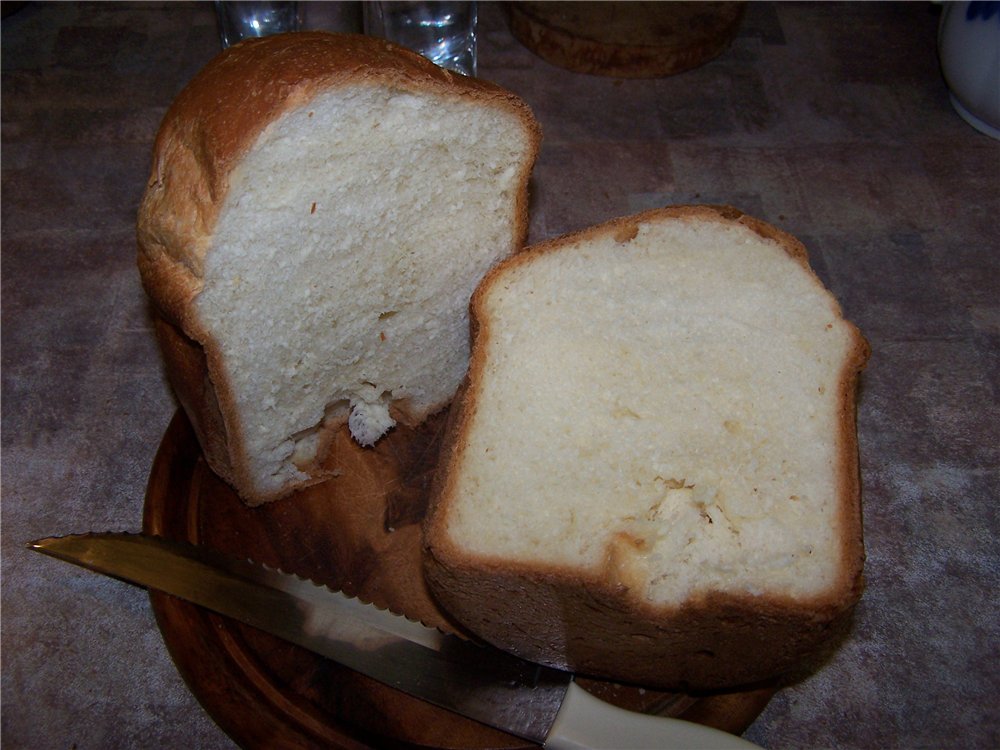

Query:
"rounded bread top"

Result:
[[136, 31, 541, 332]]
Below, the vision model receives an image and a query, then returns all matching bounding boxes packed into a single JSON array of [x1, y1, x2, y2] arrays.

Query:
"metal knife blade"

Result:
[[30, 533, 760, 749]]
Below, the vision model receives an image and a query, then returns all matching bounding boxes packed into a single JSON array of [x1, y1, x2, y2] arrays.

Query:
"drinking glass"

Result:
[[215, 1, 303, 48], [363, 1, 477, 76]]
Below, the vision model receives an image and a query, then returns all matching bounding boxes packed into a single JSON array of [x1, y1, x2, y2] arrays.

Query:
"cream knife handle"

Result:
[[545, 681, 762, 750]]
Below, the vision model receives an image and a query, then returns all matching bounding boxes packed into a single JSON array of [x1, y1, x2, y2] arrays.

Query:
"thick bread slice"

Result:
[[423, 205, 870, 690], [137, 32, 540, 505]]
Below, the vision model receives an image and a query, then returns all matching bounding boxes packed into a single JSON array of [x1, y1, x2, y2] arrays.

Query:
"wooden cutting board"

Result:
[[506, 1, 746, 78], [142, 410, 776, 749]]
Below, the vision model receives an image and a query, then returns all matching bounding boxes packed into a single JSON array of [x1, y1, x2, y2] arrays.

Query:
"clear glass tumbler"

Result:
[[215, 1, 303, 48], [363, 1, 478, 76]]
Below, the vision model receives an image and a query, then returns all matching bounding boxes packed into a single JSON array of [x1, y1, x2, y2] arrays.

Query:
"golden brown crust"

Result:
[[136, 32, 541, 503], [425, 557, 859, 689], [151, 315, 238, 489], [424, 205, 870, 690]]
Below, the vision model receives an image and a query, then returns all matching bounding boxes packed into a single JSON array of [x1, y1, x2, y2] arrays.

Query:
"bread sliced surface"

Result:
[[137, 33, 540, 503], [425, 205, 868, 687], [197, 85, 533, 498], [440, 209, 856, 602]]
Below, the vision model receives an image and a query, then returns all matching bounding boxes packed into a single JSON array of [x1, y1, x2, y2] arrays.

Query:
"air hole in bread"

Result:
[[290, 426, 321, 468], [289, 398, 350, 469]]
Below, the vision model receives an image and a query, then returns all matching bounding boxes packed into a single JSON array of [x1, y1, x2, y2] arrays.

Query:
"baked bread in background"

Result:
[[137, 32, 540, 505], [424, 205, 870, 690]]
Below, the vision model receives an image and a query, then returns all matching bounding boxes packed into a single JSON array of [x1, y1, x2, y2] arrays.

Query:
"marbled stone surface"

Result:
[[2, 2, 998, 748]]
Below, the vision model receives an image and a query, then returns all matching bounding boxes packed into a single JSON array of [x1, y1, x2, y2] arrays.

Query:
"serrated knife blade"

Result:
[[29, 533, 759, 749]]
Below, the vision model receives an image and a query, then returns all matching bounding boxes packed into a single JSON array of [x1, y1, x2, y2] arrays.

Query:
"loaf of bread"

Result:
[[424, 205, 870, 690], [137, 32, 540, 504]]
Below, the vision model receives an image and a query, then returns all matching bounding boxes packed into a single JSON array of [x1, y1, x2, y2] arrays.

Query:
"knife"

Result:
[[30, 533, 759, 749]]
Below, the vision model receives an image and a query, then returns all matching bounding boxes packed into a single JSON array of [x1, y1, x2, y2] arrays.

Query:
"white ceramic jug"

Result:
[[938, 1, 1000, 139]]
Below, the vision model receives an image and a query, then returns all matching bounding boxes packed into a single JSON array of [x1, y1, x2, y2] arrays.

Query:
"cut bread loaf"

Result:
[[137, 32, 540, 504], [424, 205, 870, 690]]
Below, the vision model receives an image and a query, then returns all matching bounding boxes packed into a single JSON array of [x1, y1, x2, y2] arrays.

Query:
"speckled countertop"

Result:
[[2, 2, 998, 748]]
